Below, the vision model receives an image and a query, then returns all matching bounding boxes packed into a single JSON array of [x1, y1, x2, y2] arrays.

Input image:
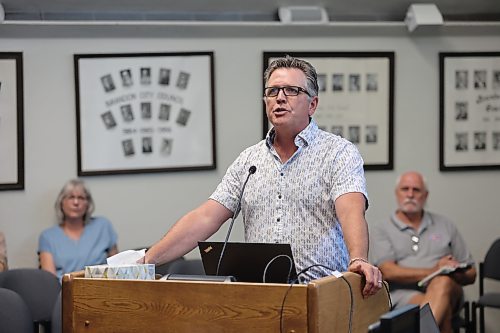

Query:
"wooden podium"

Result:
[[62, 272, 389, 332]]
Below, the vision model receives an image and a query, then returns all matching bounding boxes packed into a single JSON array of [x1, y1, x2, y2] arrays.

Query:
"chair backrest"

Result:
[[0, 268, 61, 323], [134, 247, 186, 276], [167, 259, 205, 275], [482, 238, 500, 280], [0, 287, 34, 333], [155, 257, 185, 276]]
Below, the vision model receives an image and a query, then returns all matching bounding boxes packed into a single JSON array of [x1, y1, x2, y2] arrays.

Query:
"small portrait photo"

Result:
[[158, 68, 171, 85], [455, 101, 468, 121], [474, 131, 487, 150], [348, 126, 360, 144], [161, 138, 173, 155], [101, 111, 117, 129], [140, 67, 151, 85], [176, 71, 190, 90], [141, 102, 152, 119], [455, 132, 468, 151], [474, 70, 487, 89], [158, 104, 171, 121], [365, 125, 378, 144], [100, 74, 116, 93], [176, 108, 191, 126], [332, 74, 344, 91], [120, 69, 134, 87], [455, 70, 468, 89], [349, 74, 361, 92], [492, 132, 500, 150], [142, 137, 153, 154], [366, 73, 378, 92], [492, 70, 500, 89], [122, 139, 135, 156], [331, 126, 343, 137], [120, 104, 134, 122], [317, 74, 327, 92]]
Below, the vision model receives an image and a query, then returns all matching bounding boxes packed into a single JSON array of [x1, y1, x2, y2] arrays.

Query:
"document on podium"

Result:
[[417, 263, 470, 287]]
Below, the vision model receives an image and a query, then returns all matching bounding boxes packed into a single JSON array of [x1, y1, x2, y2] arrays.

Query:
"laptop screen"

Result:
[[198, 241, 298, 284]]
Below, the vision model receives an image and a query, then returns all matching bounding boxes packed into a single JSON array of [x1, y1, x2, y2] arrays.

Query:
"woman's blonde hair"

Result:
[[54, 179, 95, 224]]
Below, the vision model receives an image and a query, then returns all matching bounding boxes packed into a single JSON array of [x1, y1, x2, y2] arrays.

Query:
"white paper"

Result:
[[107, 249, 146, 265]]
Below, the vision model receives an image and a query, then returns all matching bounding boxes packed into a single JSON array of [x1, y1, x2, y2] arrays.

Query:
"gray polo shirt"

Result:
[[371, 210, 474, 273]]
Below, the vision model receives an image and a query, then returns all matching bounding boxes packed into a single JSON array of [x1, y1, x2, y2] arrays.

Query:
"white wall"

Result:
[[1, 22, 499, 330]]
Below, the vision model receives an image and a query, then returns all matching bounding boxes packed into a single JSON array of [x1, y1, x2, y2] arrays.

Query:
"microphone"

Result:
[[216, 165, 257, 275]]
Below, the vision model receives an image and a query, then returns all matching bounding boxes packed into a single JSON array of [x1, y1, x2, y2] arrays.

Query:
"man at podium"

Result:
[[144, 56, 383, 297]]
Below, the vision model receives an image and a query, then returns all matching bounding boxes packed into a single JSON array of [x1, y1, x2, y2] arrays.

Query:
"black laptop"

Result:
[[198, 241, 298, 284]]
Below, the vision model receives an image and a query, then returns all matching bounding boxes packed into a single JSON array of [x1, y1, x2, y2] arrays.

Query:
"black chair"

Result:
[[453, 301, 473, 333], [134, 246, 185, 276], [167, 258, 205, 275], [156, 257, 185, 276], [0, 268, 61, 333], [0, 287, 34, 333], [472, 238, 500, 333], [50, 292, 62, 333]]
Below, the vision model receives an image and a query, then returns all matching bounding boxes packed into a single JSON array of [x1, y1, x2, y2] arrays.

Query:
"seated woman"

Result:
[[38, 179, 118, 279], [0, 231, 7, 271]]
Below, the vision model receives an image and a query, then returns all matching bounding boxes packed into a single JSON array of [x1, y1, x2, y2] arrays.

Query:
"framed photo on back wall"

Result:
[[74, 52, 216, 176], [439, 52, 500, 171], [263, 52, 395, 170], [0, 52, 24, 190]]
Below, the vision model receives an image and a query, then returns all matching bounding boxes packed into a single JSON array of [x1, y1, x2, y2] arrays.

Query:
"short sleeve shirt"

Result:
[[370, 211, 475, 290], [38, 216, 118, 280], [210, 120, 368, 281]]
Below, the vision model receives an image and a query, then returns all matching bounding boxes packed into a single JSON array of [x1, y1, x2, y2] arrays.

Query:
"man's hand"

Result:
[[436, 255, 460, 269], [348, 258, 384, 297]]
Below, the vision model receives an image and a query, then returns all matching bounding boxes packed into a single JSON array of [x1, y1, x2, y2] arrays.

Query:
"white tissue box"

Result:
[[85, 264, 155, 280]]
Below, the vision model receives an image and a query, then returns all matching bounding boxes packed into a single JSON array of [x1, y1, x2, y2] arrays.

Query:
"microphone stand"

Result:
[[215, 165, 256, 276]]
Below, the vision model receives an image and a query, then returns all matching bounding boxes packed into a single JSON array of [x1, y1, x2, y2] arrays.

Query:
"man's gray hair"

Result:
[[264, 55, 319, 97], [395, 172, 429, 192]]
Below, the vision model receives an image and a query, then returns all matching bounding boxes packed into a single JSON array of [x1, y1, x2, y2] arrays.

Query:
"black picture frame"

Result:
[[74, 52, 216, 176], [439, 52, 500, 171], [263, 52, 394, 170], [0, 52, 24, 190]]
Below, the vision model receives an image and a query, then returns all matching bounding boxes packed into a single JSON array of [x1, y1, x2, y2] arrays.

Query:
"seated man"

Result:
[[370, 171, 476, 333]]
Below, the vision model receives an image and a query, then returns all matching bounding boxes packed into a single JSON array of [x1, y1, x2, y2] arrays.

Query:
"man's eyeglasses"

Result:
[[264, 86, 311, 98], [411, 235, 419, 252]]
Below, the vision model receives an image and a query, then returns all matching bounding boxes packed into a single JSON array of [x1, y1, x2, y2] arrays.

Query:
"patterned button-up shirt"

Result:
[[210, 120, 368, 282]]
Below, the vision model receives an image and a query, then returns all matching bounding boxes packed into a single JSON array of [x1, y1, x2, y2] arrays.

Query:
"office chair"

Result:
[[156, 257, 185, 276], [167, 258, 205, 275], [452, 301, 472, 333], [134, 246, 185, 276], [472, 238, 500, 333], [0, 268, 61, 333], [50, 292, 62, 333], [0, 287, 34, 333]]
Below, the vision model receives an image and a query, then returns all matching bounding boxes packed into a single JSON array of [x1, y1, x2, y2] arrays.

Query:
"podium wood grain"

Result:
[[62, 271, 389, 333]]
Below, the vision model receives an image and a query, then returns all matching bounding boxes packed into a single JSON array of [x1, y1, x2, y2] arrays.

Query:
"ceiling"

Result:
[[1, 0, 500, 22]]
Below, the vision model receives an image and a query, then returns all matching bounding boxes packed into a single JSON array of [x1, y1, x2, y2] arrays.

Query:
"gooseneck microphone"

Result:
[[216, 165, 257, 276]]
